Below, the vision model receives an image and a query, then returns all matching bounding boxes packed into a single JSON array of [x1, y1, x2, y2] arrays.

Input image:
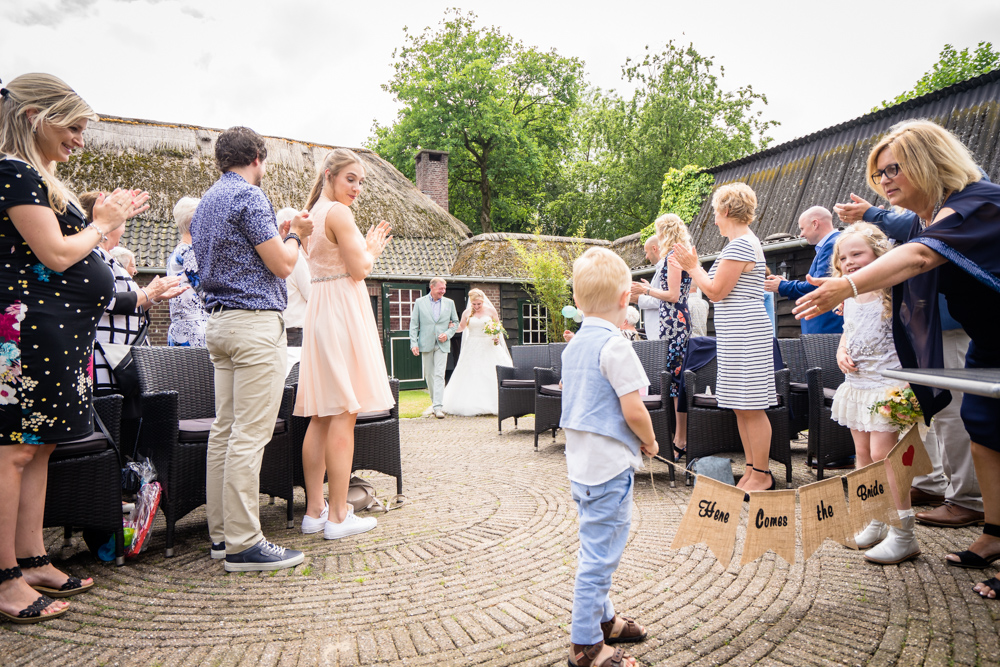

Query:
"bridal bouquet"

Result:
[[869, 385, 923, 430], [483, 320, 507, 346]]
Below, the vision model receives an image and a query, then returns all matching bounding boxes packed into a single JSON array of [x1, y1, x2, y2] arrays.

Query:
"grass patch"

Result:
[[398, 389, 432, 419]]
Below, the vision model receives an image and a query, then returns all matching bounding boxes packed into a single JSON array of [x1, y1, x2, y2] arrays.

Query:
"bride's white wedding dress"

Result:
[[442, 316, 513, 416]]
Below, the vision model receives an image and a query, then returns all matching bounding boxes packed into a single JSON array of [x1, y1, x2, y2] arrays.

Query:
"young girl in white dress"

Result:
[[829, 222, 919, 564], [442, 289, 513, 416]]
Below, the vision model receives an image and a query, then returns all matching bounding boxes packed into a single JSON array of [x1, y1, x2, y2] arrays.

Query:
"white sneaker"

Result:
[[854, 520, 888, 549], [301, 502, 329, 534], [865, 516, 920, 564], [324, 506, 377, 540]]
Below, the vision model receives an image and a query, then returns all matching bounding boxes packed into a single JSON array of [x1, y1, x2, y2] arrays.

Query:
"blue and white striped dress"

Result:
[[708, 233, 776, 410]]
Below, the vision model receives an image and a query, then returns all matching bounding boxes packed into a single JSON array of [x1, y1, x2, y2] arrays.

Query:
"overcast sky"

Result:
[[3, 0, 999, 155]]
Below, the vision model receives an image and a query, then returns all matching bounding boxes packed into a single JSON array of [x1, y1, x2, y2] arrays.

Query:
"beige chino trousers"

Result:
[[205, 309, 287, 554]]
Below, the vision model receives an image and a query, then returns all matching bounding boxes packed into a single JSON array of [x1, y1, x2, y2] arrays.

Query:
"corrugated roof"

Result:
[[688, 68, 1000, 255]]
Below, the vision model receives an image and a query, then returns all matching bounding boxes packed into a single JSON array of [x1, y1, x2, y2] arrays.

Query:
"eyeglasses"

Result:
[[871, 163, 901, 185]]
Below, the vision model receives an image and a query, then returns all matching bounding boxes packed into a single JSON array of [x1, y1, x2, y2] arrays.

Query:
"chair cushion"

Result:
[[356, 410, 392, 424], [693, 393, 785, 409], [51, 431, 111, 459], [501, 379, 535, 388], [790, 382, 808, 393], [642, 395, 662, 409], [824, 386, 836, 407], [178, 416, 288, 442], [539, 384, 562, 396]]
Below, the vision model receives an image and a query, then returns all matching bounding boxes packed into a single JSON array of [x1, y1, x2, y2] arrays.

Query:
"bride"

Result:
[[442, 289, 513, 416]]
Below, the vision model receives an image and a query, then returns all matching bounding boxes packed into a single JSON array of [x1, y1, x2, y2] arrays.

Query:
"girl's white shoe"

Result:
[[854, 519, 888, 549], [324, 506, 377, 540], [865, 515, 920, 564]]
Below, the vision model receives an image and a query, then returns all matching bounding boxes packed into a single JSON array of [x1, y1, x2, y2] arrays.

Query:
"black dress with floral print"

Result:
[[0, 159, 113, 444], [657, 250, 692, 398]]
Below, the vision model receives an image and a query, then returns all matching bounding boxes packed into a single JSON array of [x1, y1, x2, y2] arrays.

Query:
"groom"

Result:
[[410, 278, 460, 418]]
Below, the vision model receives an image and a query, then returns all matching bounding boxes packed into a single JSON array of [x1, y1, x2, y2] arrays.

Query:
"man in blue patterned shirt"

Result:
[[191, 126, 313, 572]]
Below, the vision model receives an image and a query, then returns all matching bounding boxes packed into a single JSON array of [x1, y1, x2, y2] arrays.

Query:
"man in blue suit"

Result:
[[764, 206, 843, 334]]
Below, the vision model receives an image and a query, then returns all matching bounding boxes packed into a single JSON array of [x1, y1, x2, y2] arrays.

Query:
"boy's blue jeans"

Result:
[[570, 468, 634, 645]]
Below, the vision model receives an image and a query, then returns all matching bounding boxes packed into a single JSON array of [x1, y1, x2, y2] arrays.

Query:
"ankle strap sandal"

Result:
[[984, 523, 1000, 538], [16, 554, 93, 598], [0, 566, 67, 624]]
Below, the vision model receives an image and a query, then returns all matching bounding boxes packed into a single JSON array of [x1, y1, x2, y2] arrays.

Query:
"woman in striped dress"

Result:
[[670, 183, 777, 493]]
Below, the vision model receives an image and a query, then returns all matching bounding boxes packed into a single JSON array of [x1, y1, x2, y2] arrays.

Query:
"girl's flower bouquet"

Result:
[[483, 320, 507, 346], [869, 385, 923, 430]]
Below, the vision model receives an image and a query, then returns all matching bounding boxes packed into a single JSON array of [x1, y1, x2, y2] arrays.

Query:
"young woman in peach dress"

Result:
[[295, 148, 394, 540]]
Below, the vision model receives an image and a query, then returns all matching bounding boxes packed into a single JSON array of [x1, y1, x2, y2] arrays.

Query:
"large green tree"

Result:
[[878, 41, 1000, 109], [369, 10, 584, 234], [548, 42, 777, 240]]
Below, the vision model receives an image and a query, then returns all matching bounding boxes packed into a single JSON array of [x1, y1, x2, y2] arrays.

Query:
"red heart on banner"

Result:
[[901, 445, 915, 467]]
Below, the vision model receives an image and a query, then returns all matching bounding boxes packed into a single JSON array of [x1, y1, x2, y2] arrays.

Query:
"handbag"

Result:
[[94, 319, 148, 420], [347, 475, 405, 512]]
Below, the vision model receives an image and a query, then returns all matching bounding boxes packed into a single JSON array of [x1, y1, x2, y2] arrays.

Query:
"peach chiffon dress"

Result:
[[293, 196, 394, 417]]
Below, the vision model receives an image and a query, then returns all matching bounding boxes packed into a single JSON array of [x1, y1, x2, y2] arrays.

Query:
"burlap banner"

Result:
[[843, 460, 898, 535], [670, 475, 744, 569], [742, 489, 797, 565], [886, 425, 933, 508], [798, 476, 855, 559]]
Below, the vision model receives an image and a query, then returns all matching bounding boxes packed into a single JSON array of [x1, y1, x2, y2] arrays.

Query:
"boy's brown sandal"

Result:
[[568, 640, 632, 667], [601, 615, 647, 644]]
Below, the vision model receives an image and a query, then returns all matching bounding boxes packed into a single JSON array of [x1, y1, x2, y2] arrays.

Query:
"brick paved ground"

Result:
[[2, 416, 999, 666]]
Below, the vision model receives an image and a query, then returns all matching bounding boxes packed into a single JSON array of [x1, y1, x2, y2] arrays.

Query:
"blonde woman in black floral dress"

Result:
[[0, 74, 146, 624]]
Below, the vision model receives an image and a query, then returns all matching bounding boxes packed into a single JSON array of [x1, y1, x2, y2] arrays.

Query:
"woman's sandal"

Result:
[[569, 640, 634, 667], [744, 467, 775, 501], [0, 566, 68, 624], [976, 577, 1000, 599], [16, 555, 93, 598], [671, 444, 686, 462], [949, 523, 1000, 569], [601, 614, 647, 644]]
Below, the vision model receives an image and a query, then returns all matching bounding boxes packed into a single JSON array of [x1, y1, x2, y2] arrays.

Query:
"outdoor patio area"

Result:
[[2, 415, 998, 666]]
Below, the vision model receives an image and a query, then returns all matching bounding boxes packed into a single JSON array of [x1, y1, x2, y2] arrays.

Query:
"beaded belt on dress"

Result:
[[312, 273, 350, 283]]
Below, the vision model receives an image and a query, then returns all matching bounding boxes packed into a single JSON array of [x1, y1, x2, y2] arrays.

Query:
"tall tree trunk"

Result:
[[478, 155, 492, 234]]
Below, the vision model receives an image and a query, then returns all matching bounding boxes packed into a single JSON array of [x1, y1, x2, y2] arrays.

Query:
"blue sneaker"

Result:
[[210, 542, 226, 560], [223, 538, 304, 572]]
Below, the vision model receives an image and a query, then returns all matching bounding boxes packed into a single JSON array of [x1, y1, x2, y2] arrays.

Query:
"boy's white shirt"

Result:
[[564, 317, 649, 486]]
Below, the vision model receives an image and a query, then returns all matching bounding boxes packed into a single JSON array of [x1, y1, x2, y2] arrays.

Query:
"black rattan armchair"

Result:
[[45, 395, 126, 565], [533, 367, 562, 451], [777, 338, 810, 436], [800, 333, 856, 479], [683, 358, 792, 484], [632, 339, 675, 484], [497, 345, 551, 433]]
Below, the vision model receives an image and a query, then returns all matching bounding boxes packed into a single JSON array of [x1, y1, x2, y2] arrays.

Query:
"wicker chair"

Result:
[[289, 369, 403, 502], [497, 345, 551, 433], [132, 346, 294, 556], [631, 339, 676, 484], [777, 338, 810, 436], [547, 342, 568, 375], [800, 333, 856, 479], [533, 367, 562, 450], [45, 395, 126, 566], [683, 358, 793, 483]]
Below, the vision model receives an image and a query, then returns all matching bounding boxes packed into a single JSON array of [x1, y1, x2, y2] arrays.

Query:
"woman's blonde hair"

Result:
[[653, 213, 691, 260], [711, 182, 757, 224], [866, 119, 981, 214], [306, 148, 365, 210], [0, 73, 98, 214], [831, 222, 893, 319], [468, 288, 486, 303]]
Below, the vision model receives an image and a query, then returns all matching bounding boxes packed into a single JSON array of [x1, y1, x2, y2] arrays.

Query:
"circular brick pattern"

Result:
[[2, 417, 998, 665]]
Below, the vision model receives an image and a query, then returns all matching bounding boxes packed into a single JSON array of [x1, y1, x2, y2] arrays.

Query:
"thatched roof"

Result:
[[450, 233, 610, 280], [59, 115, 472, 268], [688, 68, 1000, 255], [609, 232, 647, 270]]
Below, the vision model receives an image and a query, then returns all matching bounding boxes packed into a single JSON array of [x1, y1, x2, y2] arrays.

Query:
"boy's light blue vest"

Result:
[[559, 324, 642, 456]]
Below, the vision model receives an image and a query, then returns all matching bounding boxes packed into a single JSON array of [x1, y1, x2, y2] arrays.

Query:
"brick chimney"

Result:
[[414, 149, 449, 211]]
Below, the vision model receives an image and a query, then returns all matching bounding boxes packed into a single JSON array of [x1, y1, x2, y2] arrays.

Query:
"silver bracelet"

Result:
[[845, 275, 859, 298], [87, 222, 107, 246]]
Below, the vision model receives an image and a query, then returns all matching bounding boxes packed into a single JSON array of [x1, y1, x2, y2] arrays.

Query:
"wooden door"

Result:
[[382, 283, 427, 390]]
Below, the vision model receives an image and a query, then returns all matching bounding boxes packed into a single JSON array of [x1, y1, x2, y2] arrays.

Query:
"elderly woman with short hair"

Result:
[[796, 119, 1000, 599], [671, 183, 777, 492], [166, 197, 208, 347]]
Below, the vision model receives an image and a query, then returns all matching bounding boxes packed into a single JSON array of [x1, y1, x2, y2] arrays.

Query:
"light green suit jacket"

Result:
[[409, 295, 460, 353]]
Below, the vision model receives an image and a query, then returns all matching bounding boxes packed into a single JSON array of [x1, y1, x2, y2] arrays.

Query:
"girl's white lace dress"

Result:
[[442, 316, 513, 416], [830, 297, 904, 432]]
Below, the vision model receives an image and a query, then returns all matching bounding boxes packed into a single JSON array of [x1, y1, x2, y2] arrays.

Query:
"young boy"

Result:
[[561, 247, 658, 667]]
